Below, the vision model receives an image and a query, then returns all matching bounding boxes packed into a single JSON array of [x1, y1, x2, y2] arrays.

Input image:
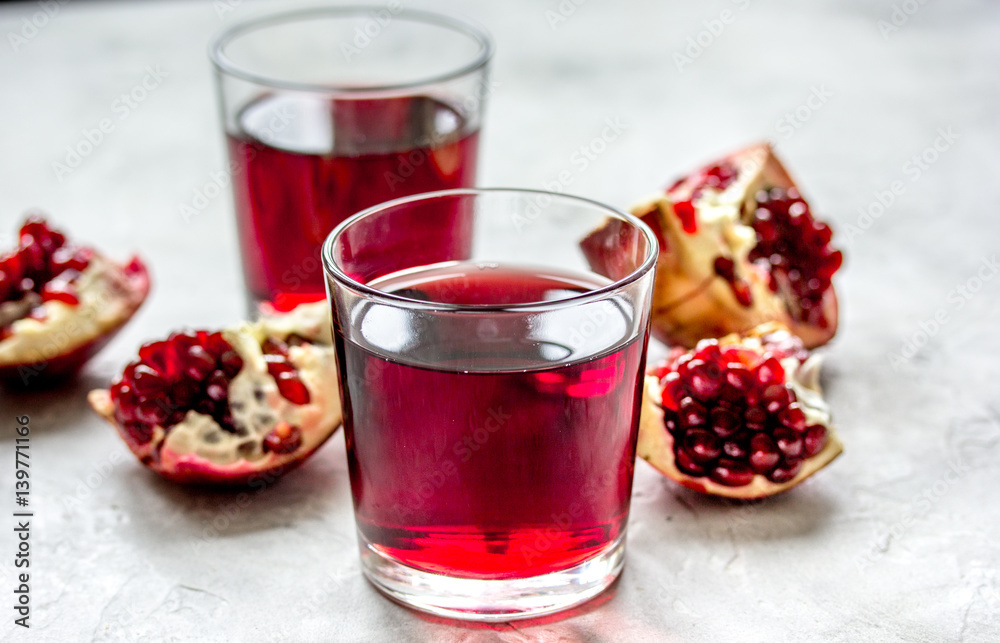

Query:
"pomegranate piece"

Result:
[[581, 142, 842, 349], [637, 323, 842, 499], [0, 215, 150, 386], [87, 302, 342, 486]]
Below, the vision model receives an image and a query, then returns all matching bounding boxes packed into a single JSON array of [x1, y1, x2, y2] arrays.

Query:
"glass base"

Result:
[[358, 530, 627, 622]]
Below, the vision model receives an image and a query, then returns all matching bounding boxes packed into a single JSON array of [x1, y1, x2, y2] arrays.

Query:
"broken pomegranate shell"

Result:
[[88, 302, 342, 486], [0, 215, 150, 386], [638, 323, 842, 499], [581, 142, 842, 349]]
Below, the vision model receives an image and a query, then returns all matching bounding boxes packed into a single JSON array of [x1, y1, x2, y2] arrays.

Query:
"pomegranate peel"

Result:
[[582, 142, 841, 349], [88, 302, 342, 487], [0, 216, 150, 386], [638, 323, 843, 499]]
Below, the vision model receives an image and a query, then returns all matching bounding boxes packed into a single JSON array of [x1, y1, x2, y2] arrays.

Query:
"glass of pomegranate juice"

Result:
[[210, 7, 492, 314], [323, 189, 658, 620]]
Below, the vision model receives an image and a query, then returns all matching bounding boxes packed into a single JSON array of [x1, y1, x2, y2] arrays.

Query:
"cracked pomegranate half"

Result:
[[0, 215, 149, 386], [638, 323, 842, 499], [582, 142, 842, 349], [88, 302, 342, 486]]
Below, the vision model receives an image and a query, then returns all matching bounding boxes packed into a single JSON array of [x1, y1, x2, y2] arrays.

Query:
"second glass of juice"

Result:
[[323, 189, 658, 621], [210, 7, 492, 313]]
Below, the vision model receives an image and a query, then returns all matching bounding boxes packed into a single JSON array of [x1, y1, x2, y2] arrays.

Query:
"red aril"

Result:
[[638, 323, 843, 499]]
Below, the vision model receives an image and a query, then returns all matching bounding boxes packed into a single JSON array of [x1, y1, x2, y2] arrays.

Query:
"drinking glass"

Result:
[[210, 7, 492, 314], [323, 188, 658, 620]]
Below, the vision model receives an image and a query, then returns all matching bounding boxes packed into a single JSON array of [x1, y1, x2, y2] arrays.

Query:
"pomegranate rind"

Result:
[[637, 324, 843, 499], [87, 302, 342, 487], [0, 255, 150, 386], [583, 142, 839, 349]]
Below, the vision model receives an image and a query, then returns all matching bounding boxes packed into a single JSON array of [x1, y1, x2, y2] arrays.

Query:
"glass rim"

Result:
[[208, 5, 494, 95], [322, 188, 659, 313]]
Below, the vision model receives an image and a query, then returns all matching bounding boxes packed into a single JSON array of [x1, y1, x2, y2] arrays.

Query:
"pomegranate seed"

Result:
[[675, 449, 707, 476], [673, 200, 698, 234], [723, 439, 748, 459], [129, 364, 165, 396], [205, 332, 232, 357], [261, 337, 289, 355], [678, 397, 707, 427], [136, 399, 168, 426], [49, 246, 92, 274], [803, 425, 827, 457], [171, 378, 200, 407], [263, 354, 295, 377], [684, 429, 722, 463], [219, 350, 244, 378], [749, 434, 781, 473], [168, 331, 200, 353], [754, 357, 785, 388], [744, 406, 767, 431], [767, 459, 802, 483], [18, 241, 46, 275], [779, 404, 807, 432], [659, 372, 684, 411], [723, 365, 753, 396], [709, 406, 740, 438], [41, 280, 79, 305], [687, 360, 722, 401], [774, 428, 803, 459], [124, 421, 153, 445], [762, 384, 792, 413], [182, 345, 217, 381], [710, 460, 754, 487], [275, 372, 310, 405], [205, 370, 229, 402], [263, 422, 302, 455], [713, 256, 736, 281]]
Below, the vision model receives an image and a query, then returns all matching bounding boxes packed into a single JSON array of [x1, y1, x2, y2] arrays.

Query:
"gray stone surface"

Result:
[[1, 0, 998, 640]]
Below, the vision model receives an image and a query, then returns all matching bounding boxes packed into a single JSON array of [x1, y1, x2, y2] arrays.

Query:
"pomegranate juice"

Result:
[[227, 95, 479, 311], [334, 263, 648, 579]]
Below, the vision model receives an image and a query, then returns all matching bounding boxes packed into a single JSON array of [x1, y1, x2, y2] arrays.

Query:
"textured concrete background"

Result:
[[0, 0, 998, 640]]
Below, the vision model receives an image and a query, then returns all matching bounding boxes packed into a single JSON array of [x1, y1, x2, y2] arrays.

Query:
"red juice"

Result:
[[227, 95, 479, 311], [334, 263, 648, 580]]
